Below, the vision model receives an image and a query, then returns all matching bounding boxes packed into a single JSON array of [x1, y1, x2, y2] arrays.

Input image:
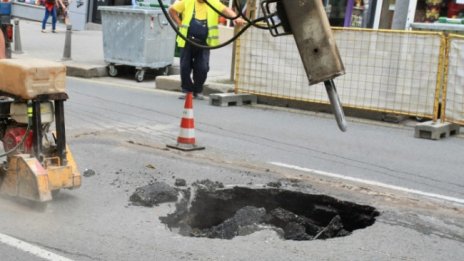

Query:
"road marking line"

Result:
[[270, 161, 464, 205], [0, 233, 74, 261]]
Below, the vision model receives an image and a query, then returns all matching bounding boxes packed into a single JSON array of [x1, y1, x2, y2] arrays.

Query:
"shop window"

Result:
[[414, 0, 464, 23], [327, 0, 348, 26], [327, 0, 377, 28], [449, 0, 464, 18], [219, 0, 378, 28]]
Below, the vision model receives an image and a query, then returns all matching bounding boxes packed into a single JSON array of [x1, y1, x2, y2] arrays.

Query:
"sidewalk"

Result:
[[10, 19, 234, 93], [13, 20, 106, 77]]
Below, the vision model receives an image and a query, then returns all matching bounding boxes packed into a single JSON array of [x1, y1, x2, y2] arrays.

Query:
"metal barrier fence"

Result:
[[235, 27, 444, 120], [443, 34, 464, 125]]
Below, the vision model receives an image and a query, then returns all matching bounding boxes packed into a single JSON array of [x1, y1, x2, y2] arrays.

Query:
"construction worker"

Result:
[[169, 0, 245, 100]]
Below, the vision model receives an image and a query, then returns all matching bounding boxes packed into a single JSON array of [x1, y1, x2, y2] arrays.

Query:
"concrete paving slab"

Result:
[[64, 62, 108, 78], [414, 120, 461, 140], [210, 93, 257, 106]]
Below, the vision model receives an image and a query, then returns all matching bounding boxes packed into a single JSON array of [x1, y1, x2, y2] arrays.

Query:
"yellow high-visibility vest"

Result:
[[177, 0, 223, 47]]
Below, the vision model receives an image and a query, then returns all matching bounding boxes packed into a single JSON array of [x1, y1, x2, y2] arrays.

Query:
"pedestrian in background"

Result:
[[59, 0, 70, 25], [41, 0, 67, 33], [168, 0, 245, 100]]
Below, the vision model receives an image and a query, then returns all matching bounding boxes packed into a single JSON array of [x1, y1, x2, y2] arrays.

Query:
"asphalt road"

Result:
[[66, 76, 464, 200], [0, 77, 463, 260]]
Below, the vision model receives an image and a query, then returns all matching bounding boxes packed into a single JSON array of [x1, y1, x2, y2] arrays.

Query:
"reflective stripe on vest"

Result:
[[176, 0, 221, 47]]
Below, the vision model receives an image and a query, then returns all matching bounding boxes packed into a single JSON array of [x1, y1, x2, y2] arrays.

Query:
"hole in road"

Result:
[[160, 185, 379, 240]]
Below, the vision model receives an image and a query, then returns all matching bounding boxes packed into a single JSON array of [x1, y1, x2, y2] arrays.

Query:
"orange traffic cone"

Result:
[[167, 92, 205, 151]]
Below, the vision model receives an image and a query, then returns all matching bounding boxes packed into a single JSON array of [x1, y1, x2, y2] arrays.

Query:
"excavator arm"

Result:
[[160, 0, 348, 130], [261, 0, 347, 131]]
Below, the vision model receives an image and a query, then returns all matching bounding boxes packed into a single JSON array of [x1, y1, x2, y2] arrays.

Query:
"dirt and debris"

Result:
[[266, 181, 282, 188], [265, 207, 320, 240], [130, 182, 178, 207], [196, 206, 267, 239], [175, 179, 187, 187], [83, 169, 96, 177], [313, 215, 350, 239], [158, 183, 379, 241], [145, 164, 156, 169], [191, 179, 224, 192]]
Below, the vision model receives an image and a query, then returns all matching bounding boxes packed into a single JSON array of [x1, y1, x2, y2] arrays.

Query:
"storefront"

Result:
[[326, 0, 379, 28], [10, 0, 464, 31], [10, 0, 134, 30], [409, 0, 464, 33], [411, 0, 464, 23], [327, 0, 464, 29], [11, 0, 90, 30], [374, 0, 464, 30], [294, 0, 463, 30], [220, 0, 380, 28]]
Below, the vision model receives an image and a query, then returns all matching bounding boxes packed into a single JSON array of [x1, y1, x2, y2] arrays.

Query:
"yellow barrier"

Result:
[[442, 34, 464, 125], [235, 27, 444, 120]]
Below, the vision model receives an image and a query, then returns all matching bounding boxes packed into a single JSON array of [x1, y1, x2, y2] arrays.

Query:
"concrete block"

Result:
[[65, 63, 108, 78], [155, 75, 182, 92], [209, 93, 257, 107], [414, 121, 461, 140]]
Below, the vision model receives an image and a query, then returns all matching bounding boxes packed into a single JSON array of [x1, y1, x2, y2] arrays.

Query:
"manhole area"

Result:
[[160, 186, 379, 241]]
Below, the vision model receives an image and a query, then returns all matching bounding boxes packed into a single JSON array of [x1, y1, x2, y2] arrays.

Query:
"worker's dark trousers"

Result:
[[179, 43, 210, 95]]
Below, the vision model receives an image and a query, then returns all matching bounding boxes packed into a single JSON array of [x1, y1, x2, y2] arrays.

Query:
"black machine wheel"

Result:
[[135, 70, 145, 82], [108, 64, 118, 77]]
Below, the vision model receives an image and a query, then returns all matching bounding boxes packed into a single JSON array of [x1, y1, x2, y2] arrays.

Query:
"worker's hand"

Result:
[[233, 17, 245, 27]]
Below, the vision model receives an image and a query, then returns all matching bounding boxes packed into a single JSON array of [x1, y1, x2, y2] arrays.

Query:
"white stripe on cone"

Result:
[[182, 109, 194, 118], [179, 128, 195, 138]]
